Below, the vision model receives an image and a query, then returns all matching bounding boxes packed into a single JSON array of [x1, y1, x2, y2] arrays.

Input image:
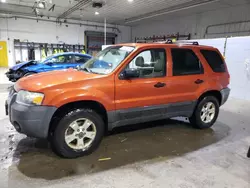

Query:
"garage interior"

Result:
[[0, 0, 250, 187]]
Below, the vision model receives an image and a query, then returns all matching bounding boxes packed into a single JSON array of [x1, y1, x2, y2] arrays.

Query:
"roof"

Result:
[[116, 43, 216, 49], [52, 52, 92, 57]]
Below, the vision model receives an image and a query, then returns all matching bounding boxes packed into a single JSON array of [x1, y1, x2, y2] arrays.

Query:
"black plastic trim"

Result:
[[107, 101, 197, 130]]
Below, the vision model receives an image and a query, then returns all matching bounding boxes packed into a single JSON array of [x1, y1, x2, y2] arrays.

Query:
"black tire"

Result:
[[24, 72, 36, 77], [51, 108, 105, 158], [189, 96, 219, 129]]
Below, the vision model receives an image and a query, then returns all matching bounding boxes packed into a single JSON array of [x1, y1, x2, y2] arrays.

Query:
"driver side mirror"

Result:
[[119, 68, 140, 80]]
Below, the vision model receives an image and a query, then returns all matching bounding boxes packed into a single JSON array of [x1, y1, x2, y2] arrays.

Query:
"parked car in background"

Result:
[[6, 52, 92, 82]]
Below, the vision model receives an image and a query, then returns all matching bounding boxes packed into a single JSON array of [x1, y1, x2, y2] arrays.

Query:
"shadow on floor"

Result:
[[12, 118, 230, 180]]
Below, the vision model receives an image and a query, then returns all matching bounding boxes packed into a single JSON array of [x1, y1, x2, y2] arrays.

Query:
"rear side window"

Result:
[[171, 48, 203, 76], [200, 50, 225, 72]]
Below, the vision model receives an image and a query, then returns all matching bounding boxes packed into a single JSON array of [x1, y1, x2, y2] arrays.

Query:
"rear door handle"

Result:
[[154, 82, 166, 88], [195, 79, 204, 84]]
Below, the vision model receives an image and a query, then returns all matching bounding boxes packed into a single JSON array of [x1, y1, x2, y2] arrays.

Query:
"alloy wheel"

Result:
[[200, 102, 216, 123], [64, 118, 97, 150]]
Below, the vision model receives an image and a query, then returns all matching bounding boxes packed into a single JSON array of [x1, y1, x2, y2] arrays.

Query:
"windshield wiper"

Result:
[[81, 67, 93, 73]]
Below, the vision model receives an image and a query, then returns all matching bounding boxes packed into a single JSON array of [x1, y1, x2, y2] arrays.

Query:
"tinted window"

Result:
[[50, 55, 73, 63], [200, 50, 225, 72], [126, 49, 166, 78], [171, 49, 203, 76], [75, 55, 90, 63]]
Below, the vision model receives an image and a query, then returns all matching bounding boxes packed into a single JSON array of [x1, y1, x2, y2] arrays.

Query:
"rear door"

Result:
[[166, 47, 206, 104]]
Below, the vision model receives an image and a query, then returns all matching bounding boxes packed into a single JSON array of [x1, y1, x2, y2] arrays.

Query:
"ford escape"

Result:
[[6, 42, 230, 158]]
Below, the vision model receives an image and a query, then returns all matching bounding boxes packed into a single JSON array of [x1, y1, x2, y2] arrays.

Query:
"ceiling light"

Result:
[[1, 0, 6, 3], [95, 11, 99, 15], [125, 0, 219, 23], [80, 9, 84, 17], [128, 0, 133, 2], [38, 2, 45, 8]]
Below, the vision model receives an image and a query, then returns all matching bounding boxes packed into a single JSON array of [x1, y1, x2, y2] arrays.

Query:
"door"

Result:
[[166, 48, 206, 104], [0, 41, 8, 67], [115, 48, 169, 121], [43, 54, 74, 71], [73, 55, 91, 67]]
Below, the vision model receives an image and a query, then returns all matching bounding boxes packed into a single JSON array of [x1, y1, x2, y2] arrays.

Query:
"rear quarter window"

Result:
[[200, 50, 225, 72]]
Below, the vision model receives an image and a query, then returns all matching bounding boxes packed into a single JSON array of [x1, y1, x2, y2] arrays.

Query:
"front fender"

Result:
[[44, 88, 114, 111], [23, 67, 41, 73]]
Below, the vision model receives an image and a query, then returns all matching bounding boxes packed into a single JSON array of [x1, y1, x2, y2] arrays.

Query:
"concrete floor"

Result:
[[0, 86, 249, 188]]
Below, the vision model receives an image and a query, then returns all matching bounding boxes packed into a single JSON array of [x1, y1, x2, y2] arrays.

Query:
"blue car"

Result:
[[6, 52, 92, 82]]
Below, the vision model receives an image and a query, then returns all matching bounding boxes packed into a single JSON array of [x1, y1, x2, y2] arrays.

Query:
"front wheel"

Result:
[[51, 108, 104, 158], [189, 96, 219, 129]]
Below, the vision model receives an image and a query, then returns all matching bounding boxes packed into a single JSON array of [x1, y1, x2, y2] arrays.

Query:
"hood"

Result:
[[15, 68, 105, 92], [11, 61, 37, 71], [23, 63, 47, 72]]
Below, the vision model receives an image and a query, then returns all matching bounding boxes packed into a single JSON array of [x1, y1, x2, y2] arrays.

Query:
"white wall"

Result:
[[0, 17, 132, 67], [132, 3, 250, 40], [186, 37, 250, 101]]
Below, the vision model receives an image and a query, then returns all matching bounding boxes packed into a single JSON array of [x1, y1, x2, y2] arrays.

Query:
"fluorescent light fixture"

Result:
[[125, 0, 219, 23], [95, 11, 99, 15], [1, 0, 6, 2], [128, 0, 133, 2], [38, 2, 45, 8]]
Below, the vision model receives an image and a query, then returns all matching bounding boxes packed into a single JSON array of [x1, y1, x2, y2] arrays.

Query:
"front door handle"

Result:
[[154, 82, 166, 88], [195, 79, 204, 84]]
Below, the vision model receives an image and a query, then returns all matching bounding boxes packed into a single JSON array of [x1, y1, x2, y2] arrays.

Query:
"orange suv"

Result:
[[6, 42, 230, 158]]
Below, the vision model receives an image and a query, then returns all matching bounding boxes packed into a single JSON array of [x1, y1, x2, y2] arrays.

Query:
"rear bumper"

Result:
[[220, 87, 230, 105], [7, 94, 57, 138]]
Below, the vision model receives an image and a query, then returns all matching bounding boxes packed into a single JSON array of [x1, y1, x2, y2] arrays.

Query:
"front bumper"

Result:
[[7, 94, 57, 139], [6, 70, 23, 82], [220, 87, 230, 105]]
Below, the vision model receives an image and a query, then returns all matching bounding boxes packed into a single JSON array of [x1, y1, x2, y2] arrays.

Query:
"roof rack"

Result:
[[135, 33, 191, 43], [159, 39, 199, 45]]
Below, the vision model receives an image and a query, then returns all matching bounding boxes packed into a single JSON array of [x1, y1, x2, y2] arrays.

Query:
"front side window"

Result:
[[81, 46, 135, 74], [171, 48, 203, 76], [44, 55, 73, 64], [126, 48, 166, 78], [74, 55, 91, 63]]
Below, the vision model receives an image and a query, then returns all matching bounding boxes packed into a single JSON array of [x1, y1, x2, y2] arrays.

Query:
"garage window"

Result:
[[171, 48, 203, 76], [200, 50, 226, 72]]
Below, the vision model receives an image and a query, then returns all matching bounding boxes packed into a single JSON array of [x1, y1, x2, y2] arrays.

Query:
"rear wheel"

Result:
[[189, 96, 219, 129], [51, 108, 104, 158]]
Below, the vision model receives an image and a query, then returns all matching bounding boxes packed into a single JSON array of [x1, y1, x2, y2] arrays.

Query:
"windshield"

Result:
[[80, 46, 135, 74]]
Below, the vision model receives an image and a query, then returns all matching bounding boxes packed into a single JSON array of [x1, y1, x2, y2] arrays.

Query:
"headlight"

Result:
[[16, 90, 44, 106]]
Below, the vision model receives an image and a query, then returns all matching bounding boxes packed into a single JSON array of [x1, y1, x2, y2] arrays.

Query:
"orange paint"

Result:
[[15, 43, 230, 111]]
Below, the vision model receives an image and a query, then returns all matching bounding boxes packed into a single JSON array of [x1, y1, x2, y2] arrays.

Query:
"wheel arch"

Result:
[[24, 71, 37, 76], [48, 100, 108, 138], [198, 90, 222, 105]]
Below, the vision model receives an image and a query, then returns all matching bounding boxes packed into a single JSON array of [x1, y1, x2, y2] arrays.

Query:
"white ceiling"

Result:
[[0, 0, 250, 25]]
